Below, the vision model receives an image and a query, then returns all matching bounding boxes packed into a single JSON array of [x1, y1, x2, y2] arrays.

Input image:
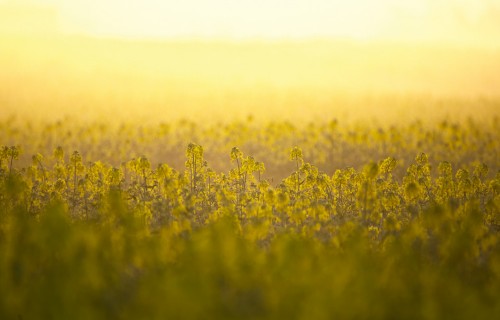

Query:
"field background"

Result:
[[1, 35, 500, 125]]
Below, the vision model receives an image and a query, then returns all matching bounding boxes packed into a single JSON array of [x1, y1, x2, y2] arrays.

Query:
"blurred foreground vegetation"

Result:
[[1, 117, 500, 319]]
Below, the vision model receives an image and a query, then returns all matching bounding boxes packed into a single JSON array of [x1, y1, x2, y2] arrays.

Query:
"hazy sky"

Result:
[[2, 0, 500, 45]]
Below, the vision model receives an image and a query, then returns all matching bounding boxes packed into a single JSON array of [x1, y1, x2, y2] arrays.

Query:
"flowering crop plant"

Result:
[[1, 115, 499, 319]]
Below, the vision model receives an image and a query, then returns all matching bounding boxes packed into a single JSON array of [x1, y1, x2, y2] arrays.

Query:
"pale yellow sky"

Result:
[[2, 0, 500, 123], [1, 0, 500, 46]]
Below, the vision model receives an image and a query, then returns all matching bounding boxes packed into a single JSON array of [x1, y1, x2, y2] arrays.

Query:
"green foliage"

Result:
[[0, 118, 500, 319]]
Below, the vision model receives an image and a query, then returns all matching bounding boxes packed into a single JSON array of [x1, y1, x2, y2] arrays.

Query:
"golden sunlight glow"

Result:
[[1, 0, 499, 123], [1, 0, 499, 45]]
